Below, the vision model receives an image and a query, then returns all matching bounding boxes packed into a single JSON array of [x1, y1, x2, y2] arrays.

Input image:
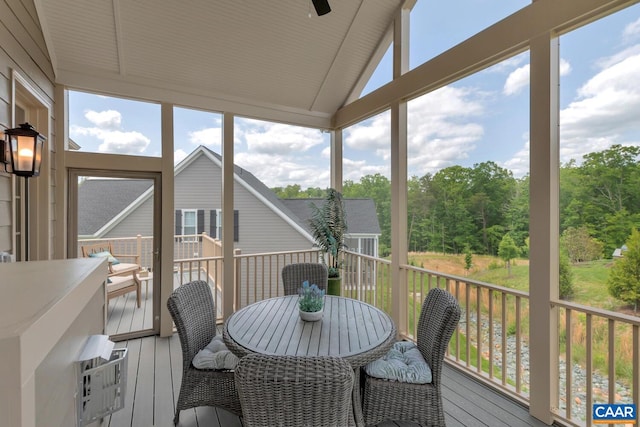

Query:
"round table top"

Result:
[[223, 295, 396, 367]]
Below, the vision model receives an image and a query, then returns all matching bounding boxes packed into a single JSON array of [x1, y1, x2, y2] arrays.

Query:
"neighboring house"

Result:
[[78, 146, 381, 256], [281, 198, 381, 258], [612, 244, 628, 258]]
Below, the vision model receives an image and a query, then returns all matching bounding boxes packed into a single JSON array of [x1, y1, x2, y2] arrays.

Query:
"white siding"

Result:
[[0, 0, 55, 257], [103, 151, 312, 254]]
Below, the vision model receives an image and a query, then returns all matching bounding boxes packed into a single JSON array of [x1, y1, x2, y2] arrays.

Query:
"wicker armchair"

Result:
[[166, 280, 241, 424], [235, 354, 354, 427], [281, 262, 328, 295], [362, 288, 461, 426]]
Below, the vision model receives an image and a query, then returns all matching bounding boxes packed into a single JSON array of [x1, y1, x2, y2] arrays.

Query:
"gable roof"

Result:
[[281, 198, 381, 236], [36, 0, 414, 128], [78, 178, 153, 236], [78, 146, 380, 240]]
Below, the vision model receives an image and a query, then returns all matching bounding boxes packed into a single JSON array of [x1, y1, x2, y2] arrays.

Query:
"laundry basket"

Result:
[[76, 339, 128, 426]]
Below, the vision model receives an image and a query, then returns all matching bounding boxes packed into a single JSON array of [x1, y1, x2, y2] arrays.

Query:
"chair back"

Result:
[[416, 287, 461, 385], [235, 354, 354, 427], [282, 262, 328, 295], [167, 280, 217, 364]]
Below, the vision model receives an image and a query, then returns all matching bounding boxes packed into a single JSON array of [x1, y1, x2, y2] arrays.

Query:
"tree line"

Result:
[[273, 144, 640, 262]]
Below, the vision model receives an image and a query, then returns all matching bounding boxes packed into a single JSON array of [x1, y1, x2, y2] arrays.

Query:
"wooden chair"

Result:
[[80, 241, 141, 275], [361, 287, 461, 426], [235, 354, 354, 427], [167, 280, 241, 424], [106, 271, 141, 308], [81, 241, 142, 307], [281, 262, 328, 295]]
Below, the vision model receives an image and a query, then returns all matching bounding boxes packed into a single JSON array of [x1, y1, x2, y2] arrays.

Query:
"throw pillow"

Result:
[[89, 250, 120, 265]]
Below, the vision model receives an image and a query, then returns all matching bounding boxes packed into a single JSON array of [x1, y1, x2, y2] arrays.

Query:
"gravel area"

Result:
[[458, 310, 633, 421]]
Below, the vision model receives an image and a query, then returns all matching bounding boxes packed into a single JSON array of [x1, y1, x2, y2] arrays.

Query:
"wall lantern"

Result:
[[0, 123, 46, 178]]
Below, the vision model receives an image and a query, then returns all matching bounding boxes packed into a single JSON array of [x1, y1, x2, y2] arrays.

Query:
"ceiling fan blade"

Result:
[[312, 0, 331, 16]]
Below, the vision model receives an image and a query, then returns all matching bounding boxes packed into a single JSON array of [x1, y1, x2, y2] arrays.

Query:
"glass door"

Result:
[[69, 170, 161, 340]]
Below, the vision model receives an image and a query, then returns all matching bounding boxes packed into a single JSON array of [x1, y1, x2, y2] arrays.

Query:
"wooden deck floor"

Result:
[[102, 333, 550, 427]]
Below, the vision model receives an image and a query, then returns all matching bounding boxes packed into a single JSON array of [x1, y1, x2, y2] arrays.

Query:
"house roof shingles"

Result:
[[281, 198, 381, 235], [78, 178, 153, 235], [77, 147, 380, 239]]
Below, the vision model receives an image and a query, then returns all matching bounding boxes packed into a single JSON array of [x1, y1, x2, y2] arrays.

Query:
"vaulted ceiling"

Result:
[[34, 0, 411, 128]]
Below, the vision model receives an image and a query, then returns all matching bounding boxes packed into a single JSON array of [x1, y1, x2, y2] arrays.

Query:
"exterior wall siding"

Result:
[[103, 151, 312, 254], [103, 195, 154, 239], [0, 0, 56, 257]]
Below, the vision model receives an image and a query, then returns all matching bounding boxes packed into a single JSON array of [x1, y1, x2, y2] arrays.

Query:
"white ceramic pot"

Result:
[[299, 307, 323, 321]]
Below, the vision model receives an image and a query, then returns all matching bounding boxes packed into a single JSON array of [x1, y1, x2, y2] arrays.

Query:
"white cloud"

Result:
[[405, 86, 485, 176], [71, 125, 150, 155], [226, 119, 330, 188], [560, 52, 640, 161], [84, 109, 121, 130], [486, 55, 528, 73], [241, 121, 324, 155], [503, 64, 529, 96], [502, 135, 530, 178], [234, 151, 329, 188], [503, 59, 571, 96], [174, 149, 188, 164], [189, 127, 221, 147], [560, 58, 572, 76], [343, 157, 389, 182], [623, 17, 640, 42], [70, 108, 151, 155], [343, 85, 486, 180]]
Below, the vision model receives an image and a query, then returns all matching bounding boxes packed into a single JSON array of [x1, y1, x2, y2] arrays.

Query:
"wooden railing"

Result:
[[551, 300, 640, 426], [79, 235, 640, 425], [400, 267, 531, 402]]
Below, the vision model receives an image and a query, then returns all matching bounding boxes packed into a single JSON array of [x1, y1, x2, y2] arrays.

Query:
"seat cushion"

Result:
[[89, 250, 120, 265], [107, 275, 136, 292], [110, 262, 139, 274], [192, 335, 239, 371], [364, 340, 432, 384]]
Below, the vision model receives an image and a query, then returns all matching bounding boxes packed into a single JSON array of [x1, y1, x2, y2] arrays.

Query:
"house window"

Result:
[[183, 210, 197, 236], [215, 209, 222, 240], [209, 209, 239, 242], [175, 209, 204, 241]]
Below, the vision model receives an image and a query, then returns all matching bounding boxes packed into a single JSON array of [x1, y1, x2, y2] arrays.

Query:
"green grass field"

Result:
[[469, 257, 615, 310]]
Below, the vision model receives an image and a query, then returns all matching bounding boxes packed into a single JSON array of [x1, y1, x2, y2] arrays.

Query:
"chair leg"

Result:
[[173, 410, 180, 425], [136, 282, 141, 308]]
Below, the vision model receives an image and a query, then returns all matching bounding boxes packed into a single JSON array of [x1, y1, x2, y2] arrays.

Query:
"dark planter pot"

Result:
[[328, 277, 341, 296]]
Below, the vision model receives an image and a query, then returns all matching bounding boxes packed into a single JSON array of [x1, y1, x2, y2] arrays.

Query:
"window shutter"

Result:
[[197, 209, 205, 234], [234, 210, 239, 242], [210, 210, 217, 238], [175, 210, 182, 235]]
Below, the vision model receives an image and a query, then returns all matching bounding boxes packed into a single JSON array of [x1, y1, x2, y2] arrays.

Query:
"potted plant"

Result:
[[309, 188, 347, 295], [298, 280, 325, 321]]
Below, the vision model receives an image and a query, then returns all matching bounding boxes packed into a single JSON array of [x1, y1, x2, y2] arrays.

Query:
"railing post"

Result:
[[136, 234, 142, 266], [529, 33, 559, 424], [234, 248, 242, 311]]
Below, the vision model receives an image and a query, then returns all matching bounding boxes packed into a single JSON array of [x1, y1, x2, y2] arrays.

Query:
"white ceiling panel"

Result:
[[35, 0, 409, 126]]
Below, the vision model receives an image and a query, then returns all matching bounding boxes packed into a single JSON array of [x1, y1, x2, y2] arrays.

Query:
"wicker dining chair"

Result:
[[235, 354, 354, 427], [281, 262, 328, 295], [166, 280, 241, 425], [362, 287, 461, 426]]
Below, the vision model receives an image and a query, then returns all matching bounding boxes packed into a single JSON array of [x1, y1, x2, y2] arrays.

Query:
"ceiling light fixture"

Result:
[[312, 0, 331, 16]]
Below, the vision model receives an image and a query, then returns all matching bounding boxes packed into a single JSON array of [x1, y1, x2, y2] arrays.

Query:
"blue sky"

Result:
[[69, 1, 640, 188]]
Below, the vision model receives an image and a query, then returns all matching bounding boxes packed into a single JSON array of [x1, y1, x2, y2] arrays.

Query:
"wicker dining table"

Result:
[[223, 295, 397, 426]]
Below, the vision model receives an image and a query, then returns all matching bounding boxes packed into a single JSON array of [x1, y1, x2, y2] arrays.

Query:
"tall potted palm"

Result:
[[309, 188, 347, 296]]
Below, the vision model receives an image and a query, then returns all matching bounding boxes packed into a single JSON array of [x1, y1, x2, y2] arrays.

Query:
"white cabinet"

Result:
[[0, 258, 106, 427]]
